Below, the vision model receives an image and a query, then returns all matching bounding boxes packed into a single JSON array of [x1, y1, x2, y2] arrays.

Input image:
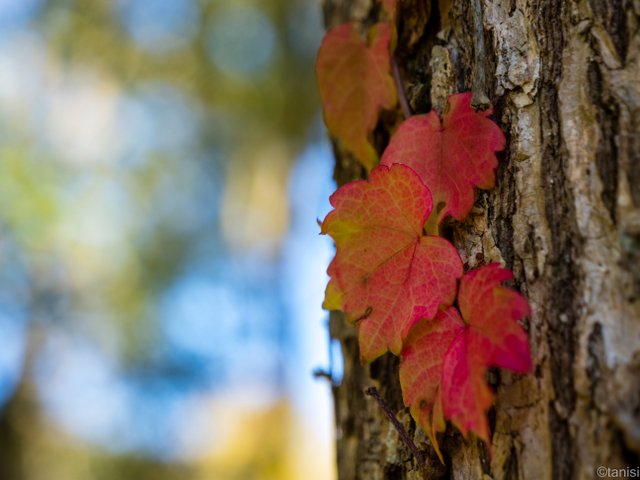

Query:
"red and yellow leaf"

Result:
[[399, 307, 463, 461], [400, 263, 532, 454], [316, 22, 397, 170], [321, 164, 463, 361], [381, 92, 505, 221]]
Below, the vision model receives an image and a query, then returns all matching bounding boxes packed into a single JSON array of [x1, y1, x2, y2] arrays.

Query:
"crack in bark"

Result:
[[534, 1, 582, 478], [587, 59, 619, 223]]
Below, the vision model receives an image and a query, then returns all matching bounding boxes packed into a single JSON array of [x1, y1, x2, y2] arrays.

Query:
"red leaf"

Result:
[[321, 164, 463, 361], [399, 307, 463, 461], [458, 264, 533, 374], [439, 330, 496, 443], [400, 264, 531, 452], [316, 22, 397, 170], [381, 92, 506, 221]]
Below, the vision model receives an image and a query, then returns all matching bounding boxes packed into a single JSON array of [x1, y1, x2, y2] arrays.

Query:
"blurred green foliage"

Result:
[[0, 0, 333, 479]]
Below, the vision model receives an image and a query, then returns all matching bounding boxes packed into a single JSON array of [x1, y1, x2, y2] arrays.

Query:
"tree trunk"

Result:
[[321, 1, 640, 478]]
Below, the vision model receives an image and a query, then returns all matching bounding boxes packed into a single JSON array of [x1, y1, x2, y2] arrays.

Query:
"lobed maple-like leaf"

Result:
[[321, 164, 463, 361], [316, 22, 397, 170], [457, 264, 533, 375], [399, 306, 463, 461], [381, 92, 505, 222], [400, 263, 531, 455]]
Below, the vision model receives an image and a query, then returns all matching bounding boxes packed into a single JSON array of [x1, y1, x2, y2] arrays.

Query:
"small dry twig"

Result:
[[365, 386, 425, 467]]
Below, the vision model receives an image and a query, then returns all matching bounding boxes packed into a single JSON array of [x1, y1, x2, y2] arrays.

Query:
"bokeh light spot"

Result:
[[117, 0, 200, 55], [206, 5, 276, 76]]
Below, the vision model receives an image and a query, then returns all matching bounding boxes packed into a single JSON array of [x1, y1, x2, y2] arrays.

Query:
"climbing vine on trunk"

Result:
[[316, 1, 533, 462]]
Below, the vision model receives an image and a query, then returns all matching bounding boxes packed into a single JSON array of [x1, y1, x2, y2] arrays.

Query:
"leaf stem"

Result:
[[365, 386, 425, 467], [392, 56, 412, 119], [471, 0, 490, 110]]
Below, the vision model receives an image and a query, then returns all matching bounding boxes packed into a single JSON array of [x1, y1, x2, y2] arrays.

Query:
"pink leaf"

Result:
[[381, 92, 505, 221]]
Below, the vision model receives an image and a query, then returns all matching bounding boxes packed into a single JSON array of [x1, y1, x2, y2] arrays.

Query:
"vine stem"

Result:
[[365, 386, 425, 467], [391, 56, 411, 119]]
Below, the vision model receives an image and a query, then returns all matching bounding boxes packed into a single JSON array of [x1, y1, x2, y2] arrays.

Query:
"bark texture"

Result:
[[322, 1, 640, 478]]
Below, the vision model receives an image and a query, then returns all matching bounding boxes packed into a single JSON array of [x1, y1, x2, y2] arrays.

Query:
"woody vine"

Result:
[[315, 0, 533, 462]]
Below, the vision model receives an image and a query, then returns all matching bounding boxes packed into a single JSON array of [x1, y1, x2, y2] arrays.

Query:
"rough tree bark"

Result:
[[321, 1, 640, 478]]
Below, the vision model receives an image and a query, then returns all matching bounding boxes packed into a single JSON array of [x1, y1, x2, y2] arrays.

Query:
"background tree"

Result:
[[0, 1, 334, 479], [321, 1, 640, 478]]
